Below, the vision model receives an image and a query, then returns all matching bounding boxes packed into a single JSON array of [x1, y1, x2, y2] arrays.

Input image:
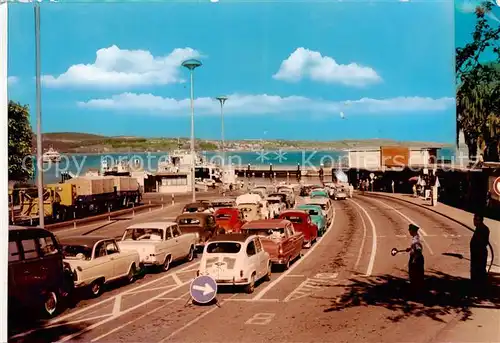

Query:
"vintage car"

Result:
[[268, 192, 290, 208], [236, 193, 270, 220], [197, 233, 271, 293], [304, 196, 333, 225], [266, 196, 286, 218], [60, 236, 141, 297], [182, 201, 214, 213], [310, 189, 329, 198], [241, 219, 304, 270], [8, 226, 74, 317], [278, 210, 318, 248], [175, 212, 220, 250], [276, 187, 296, 207], [333, 187, 348, 200], [215, 207, 246, 233], [211, 198, 237, 209], [118, 222, 197, 272], [296, 204, 327, 236]]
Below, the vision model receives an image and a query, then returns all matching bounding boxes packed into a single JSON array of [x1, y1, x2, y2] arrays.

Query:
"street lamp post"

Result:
[[215, 96, 228, 166], [34, 3, 44, 227], [181, 59, 202, 202]]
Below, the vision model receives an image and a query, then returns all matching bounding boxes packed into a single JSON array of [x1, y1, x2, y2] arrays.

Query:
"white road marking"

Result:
[[252, 205, 337, 300], [157, 294, 237, 342], [314, 272, 338, 279], [284, 273, 339, 302], [353, 205, 367, 272], [125, 284, 177, 296], [245, 313, 276, 325], [46, 261, 200, 325], [172, 273, 183, 286], [348, 199, 377, 276], [227, 298, 280, 302], [55, 280, 193, 343], [91, 291, 190, 342], [369, 198, 434, 255], [112, 294, 122, 315], [285, 274, 305, 278]]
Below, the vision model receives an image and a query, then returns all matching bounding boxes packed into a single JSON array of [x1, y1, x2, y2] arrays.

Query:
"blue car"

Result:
[[296, 204, 327, 236]]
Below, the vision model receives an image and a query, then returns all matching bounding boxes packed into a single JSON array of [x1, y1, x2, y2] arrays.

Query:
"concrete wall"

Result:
[[409, 150, 431, 166], [348, 150, 381, 170], [158, 184, 190, 193]]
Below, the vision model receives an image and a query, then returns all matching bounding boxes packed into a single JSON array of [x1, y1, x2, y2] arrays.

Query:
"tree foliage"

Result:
[[456, 2, 500, 162], [8, 101, 34, 181]]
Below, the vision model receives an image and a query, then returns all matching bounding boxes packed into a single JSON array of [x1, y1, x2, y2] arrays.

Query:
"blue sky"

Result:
[[6, 0, 465, 142]]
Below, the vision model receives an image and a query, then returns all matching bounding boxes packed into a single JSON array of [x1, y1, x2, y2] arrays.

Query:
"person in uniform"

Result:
[[470, 213, 490, 288], [406, 224, 424, 292]]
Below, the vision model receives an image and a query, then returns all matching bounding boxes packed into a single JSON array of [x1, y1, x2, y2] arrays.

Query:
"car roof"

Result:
[[280, 209, 308, 216], [266, 196, 282, 201], [177, 212, 212, 220], [306, 197, 329, 204], [126, 222, 176, 229], [185, 202, 209, 207], [297, 204, 322, 208], [208, 233, 250, 243], [59, 236, 111, 247], [242, 219, 290, 229]]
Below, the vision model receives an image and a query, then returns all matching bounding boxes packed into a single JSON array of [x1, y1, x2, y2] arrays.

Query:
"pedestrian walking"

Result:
[[406, 224, 424, 293], [470, 213, 490, 288]]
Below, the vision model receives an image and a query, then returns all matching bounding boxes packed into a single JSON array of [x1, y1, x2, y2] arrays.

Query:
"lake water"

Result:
[[29, 148, 456, 185]]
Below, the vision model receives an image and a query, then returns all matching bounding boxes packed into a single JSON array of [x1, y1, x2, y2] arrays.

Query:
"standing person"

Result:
[[406, 224, 424, 293], [319, 165, 324, 184], [470, 213, 490, 288]]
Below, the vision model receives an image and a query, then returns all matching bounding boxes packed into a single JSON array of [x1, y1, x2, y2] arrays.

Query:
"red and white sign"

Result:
[[493, 177, 500, 197]]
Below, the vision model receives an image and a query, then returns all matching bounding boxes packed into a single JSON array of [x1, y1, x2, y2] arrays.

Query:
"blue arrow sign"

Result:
[[190, 275, 217, 304]]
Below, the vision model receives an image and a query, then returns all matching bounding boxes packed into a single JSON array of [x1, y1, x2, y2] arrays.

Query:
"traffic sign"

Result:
[[190, 275, 217, 304], [369, 173, 374, 179], [493, 177, 500, 197]]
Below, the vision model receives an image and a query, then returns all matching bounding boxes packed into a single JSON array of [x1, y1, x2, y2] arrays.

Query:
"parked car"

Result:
[[241, 219, 303, 270], [310, 189, 329, 198], [197, 233, 271, 293], [211, 198, 237, 209], [60, 236, 141, 297], [8, 226, 73, 318], [214, 207, 246, 233], [295, 204, 327, 236], [268, 193, 290, 208], [276, 187, 296, 207], [118, 222, 197, 271], [266, 196, 286, 218], [278, 210, 318, 248], [176, 212, 220, 250], [182, 202, 214, 213], [304, 197, 333, 225]]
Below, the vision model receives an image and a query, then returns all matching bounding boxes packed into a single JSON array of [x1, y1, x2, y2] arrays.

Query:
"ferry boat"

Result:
[[42, 147, 61, 163]]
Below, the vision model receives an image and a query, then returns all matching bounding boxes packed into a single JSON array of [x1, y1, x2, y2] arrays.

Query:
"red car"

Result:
[[278, 210, 318, 248], [214, 207, 246, 233]]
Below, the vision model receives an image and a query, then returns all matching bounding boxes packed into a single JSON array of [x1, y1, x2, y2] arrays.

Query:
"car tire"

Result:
[[90, 279, 104, 298], [264, 263, 272, 281], [284, 258, 291, 271], [127, 264, 137, 284], [245, 274, 256, 294], [186, 246, 195, 262], [42, 291, 58, 318], [162, 256, 171, 272]]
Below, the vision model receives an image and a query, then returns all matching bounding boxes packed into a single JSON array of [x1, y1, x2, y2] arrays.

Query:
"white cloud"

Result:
[[41, 45, 201, 88], [77, 93, 454, 115], [7, 76, 19, 85], [273, 48, 382, 86]]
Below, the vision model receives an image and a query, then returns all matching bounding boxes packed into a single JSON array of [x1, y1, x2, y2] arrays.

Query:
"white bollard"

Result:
[[161, 196, 164, 209], [172, 193, 175, 205], [132, 202, 135, 217], [73, 212, 76, 229], [149, 200, 152, 212], [108, 207, 111, 221]]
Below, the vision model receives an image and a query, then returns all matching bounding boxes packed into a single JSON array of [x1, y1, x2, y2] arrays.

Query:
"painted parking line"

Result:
[[283, 272, 339, 302], [368, 197, 435, 256], [252, 205, 337, 301]]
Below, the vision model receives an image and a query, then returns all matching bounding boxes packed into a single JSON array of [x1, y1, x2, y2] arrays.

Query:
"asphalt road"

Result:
[[9, 193, 500, 343]]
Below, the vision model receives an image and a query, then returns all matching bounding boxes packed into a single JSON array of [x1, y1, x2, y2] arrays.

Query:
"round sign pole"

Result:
[[493, 176, 500, 197]]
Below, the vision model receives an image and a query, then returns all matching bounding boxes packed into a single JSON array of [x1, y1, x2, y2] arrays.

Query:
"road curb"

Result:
[[366, 192, 474, 233]]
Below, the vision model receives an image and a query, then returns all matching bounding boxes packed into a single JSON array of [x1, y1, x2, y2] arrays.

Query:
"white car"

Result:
[[118, 222, 197, 272], [333, 188, 348, 200], [60, 236, 141, 297], [197, 233, 272, 293]]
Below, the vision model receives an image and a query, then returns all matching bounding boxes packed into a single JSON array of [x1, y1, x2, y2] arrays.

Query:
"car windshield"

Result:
[[62, 245, 92, 260], [267, 199, 280, 204], [213, 202, 232, 208], [178, 218, 201, 225], [122, 228, 163, 240], [216, 213, 232, 220], [283, 215, 302, 223], [245, 228, 285, 238], [306, 209, 319, 216], [206, 242, 241, 254]]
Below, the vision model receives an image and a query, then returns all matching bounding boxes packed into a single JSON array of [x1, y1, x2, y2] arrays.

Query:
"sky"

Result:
[[6, 0, 481, 143]]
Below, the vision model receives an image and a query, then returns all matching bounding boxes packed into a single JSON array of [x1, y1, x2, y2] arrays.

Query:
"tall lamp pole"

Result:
[[215, 96, 228, 166], [35, 3, 44, 227], [181, 59, 202, 202]]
